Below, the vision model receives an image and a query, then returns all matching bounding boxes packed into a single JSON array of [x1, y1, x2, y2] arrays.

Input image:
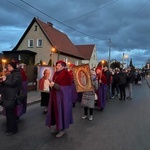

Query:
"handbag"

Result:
[[15, 89, 26, 105]]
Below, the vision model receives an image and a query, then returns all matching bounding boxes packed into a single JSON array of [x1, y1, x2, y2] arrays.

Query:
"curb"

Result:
[[145, 78, 150, 88], [27, 99, 41, 106]]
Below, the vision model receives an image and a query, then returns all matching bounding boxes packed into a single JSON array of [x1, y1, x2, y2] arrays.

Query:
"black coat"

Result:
[[126, 71, 135, 83], [117, 71, 127, 85], [2, 69, 22, 108]]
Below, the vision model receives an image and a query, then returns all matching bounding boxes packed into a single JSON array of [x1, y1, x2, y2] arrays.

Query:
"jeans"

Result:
[[126, 83, 132, 98]]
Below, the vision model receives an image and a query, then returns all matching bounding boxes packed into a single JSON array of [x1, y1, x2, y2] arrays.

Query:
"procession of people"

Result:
[[0, 59, 147, 138]]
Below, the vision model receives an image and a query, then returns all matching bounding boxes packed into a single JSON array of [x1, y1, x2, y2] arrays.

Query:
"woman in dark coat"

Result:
[[117, 68, 127, 100], [0, 62, 22, 136]]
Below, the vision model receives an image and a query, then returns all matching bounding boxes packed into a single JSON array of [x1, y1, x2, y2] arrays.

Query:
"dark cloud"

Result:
[[0, 0, 150, 68]]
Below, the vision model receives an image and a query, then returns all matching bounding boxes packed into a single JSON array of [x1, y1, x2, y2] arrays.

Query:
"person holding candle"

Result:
[[0, 62, 22, 136]]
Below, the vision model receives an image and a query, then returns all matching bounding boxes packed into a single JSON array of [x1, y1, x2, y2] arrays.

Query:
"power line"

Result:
[[19, 0, 106, 41], [6, 0, 86, 38], [6, 0, 39, 19], [64, 0, 120, 22], [120, 0, 150, 27], [133, 0, 150, 16], [6, 0, 107, 44], [6, 0, 119, 45]]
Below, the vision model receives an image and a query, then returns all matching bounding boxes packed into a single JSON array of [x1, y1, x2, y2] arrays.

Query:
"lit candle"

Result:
[[2, 59, 7, 76]]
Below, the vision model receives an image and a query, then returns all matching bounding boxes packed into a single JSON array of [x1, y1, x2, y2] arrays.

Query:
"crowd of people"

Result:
[[0, 59, 147, 138]]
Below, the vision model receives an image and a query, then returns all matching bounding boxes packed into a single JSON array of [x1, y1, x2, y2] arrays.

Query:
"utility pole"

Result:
[[122, 53, 124, 68], [108, 38, 111, 70]]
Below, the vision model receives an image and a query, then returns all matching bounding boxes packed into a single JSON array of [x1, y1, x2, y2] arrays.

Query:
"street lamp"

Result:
[[122, 53, 128, 68], [124, 54, 128, 68]]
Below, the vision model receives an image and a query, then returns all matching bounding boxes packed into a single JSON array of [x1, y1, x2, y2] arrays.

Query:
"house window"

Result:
[[28, 39, 34, 47], [34, 25, 37, 31], [37, 39, 43, 47], [93, 55, 95, 60], [18, 55, 21, 60], [64, 58, 68, 64], [75, 60, 78, 66]]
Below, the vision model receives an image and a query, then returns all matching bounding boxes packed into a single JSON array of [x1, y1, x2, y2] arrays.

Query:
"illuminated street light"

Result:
[[51, 48, 55, 53], [122, 53, 128, 68]]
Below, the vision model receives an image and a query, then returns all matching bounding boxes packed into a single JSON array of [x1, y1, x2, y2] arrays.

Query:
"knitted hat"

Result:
[[9, 62, 17, 69], [56, 60, 66, 67]]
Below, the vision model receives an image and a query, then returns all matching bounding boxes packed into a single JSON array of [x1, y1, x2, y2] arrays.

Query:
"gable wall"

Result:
[[90, 45, 98, 68], [17, 22, 83, 65], [82, 45, 98, 69], [17, 22, 53, 64]]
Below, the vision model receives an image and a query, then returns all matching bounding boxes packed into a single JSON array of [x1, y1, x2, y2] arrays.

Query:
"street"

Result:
[[0, 78, 150, 150]]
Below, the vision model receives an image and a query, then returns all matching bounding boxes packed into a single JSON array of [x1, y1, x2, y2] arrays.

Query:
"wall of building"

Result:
[[17, 22, 52, 65], [17, 22, 83, 66]]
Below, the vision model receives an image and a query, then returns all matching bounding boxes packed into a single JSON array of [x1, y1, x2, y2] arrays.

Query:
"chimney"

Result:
[[47, 22, 53, 27]]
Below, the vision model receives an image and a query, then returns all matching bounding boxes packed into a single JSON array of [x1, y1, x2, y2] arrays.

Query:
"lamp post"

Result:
[[124, 54, 128, 68], [108, 38, 111, 70], [122, 53, 128, 68], [122, 53, 124, 68]]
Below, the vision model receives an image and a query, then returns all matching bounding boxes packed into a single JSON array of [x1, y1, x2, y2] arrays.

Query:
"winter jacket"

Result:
[[117, 71, 127, 85], [2, 69, 22, 108], [81, 77, 98, 108], [126, 71, 135, 84]]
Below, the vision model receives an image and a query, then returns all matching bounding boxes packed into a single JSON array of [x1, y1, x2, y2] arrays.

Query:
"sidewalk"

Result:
[[145, 76, 150, 88], [27, 90, 41, 105]]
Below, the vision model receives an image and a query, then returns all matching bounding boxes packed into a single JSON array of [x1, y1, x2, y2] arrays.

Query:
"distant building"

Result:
[[75, 45, 98, 68]]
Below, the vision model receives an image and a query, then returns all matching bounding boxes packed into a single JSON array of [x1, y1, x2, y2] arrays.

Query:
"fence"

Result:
[[25, 65, 37, 91]]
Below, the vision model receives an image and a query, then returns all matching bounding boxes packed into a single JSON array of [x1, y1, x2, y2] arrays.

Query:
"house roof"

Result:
[[75, 44, 95, 60], [13, 17, 84, 59]]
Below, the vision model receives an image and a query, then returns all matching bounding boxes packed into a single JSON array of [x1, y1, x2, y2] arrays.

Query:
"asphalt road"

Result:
[[0, 79, 150, 150]]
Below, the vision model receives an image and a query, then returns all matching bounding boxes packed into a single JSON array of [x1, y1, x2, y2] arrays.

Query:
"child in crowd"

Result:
[[81, 69, 98, 121]]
